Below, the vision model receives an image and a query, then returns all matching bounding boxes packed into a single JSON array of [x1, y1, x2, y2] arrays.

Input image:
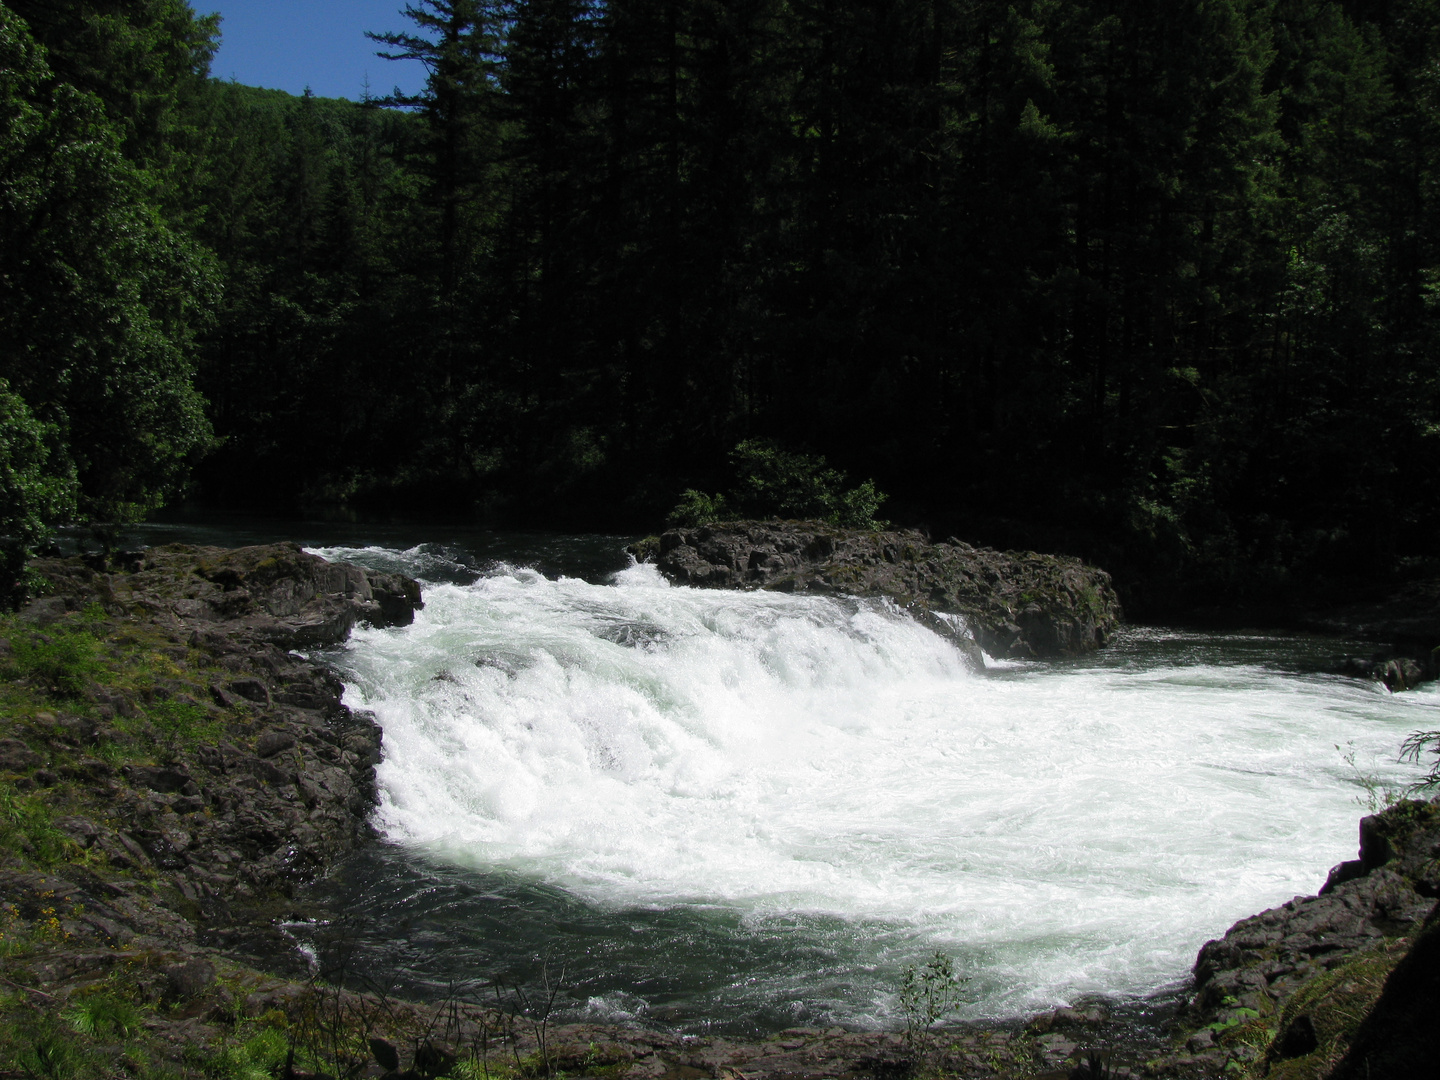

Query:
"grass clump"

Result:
[[0, 781, 72, 865], [186, 1028, 288, 1080], [64, 992, 144, 1039], [5, 1020, 94, 1080], [144, 699, 223, 749]]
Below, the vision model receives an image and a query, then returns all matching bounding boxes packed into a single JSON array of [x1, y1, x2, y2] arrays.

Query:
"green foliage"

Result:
[[666, 490, 732, 528], [4, 0, 220, 209], [188, 1028, 288, 1080], [733, 440, 888, 529], [12, 1022, 87, 1080], [0, 379, 77, 588], [1400, 729, 1440, 795], [3, 0, 1440, 607], [1206, 1006, 1261, 1035], [668, 441, 889, 530], [0, 3, 216, 526], [0, 781, 70, 865], [1256, 943, 1402, 1079], [145, 698, 222, 748], [1337, 741, 1407, 812]]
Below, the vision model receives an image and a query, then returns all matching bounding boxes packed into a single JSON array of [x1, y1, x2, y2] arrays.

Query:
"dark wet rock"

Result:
[[644, 522, 1121, 659], [227, 678, 271, 705], [122, 765, 194, 793], [96, 830, 154, 870], [53, 713, 99, 745], [246, 757, 290, 785], [370, 1038, 401, 1072], [0, 736, 43, 771], [165, 958, 217, 1000], [414, 1042, 457, 1079], [4, 544, 414, 965], [19, 595, 70, 624], [1273, 1013, 1318, 1059], [255, 730, 297, 758], [28, 541, 423, 649], [1383, 656, 1426, 692], [1306, 576, 1440, 690], [1185, 798, 1440, 1059], [209, 682, 240, 708], [54, 816, 100, 847]]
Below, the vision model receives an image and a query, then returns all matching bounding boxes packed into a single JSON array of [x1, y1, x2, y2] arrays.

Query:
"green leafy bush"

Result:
[[667, 440, 888, 529], [666, 490, 732, 528], [0, 381, 77, 552], [0, 380, 78, 600]]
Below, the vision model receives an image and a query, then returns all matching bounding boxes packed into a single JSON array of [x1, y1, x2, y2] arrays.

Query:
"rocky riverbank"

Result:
[[633, 522, 1123, 659], [2, 542, 1434, 1080], [0, 544, 421, 1018], [1169, 799, 1440, 1077]]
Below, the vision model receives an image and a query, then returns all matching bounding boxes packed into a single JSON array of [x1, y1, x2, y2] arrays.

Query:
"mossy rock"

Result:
[[1326, 904, 1440, 1079], [627, 536, 661, 563], [1259, 940, 1408, 1078]]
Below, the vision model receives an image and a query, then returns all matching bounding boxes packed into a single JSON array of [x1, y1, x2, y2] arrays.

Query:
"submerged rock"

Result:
[[644, 521, 1122, 659]]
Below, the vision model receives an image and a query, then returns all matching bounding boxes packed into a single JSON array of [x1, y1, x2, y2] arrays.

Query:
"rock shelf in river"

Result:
[[641, 521, 1123, 659]]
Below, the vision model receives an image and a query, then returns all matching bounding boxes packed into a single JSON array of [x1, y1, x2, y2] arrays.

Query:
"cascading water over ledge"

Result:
[[310, 543, 1434, 1032]]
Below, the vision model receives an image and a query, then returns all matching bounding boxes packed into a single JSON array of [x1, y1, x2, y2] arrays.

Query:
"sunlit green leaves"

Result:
[[0, 3, 216, 527]]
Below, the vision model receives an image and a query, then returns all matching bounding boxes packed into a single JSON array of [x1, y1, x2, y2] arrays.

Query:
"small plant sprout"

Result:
[[1336, 741, 1406, 813], [898, 951, 968, 1063]]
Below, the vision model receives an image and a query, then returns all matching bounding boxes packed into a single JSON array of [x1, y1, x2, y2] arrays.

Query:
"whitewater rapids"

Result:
[[312, 545, 1434, 1027]]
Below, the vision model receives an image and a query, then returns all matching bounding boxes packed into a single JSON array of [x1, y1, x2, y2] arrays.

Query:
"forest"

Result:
[[1, 0, 1437, 615]]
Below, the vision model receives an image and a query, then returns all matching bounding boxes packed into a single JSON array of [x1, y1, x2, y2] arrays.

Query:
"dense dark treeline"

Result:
[[1, 0, 1437, 611]]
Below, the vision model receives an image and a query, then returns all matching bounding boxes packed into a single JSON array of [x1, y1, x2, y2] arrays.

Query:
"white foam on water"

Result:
[[324, 552, 1436, 1019]]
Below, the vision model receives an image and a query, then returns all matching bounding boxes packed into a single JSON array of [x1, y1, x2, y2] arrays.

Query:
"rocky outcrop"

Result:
[[25, 542, 422, 646], [1172, 799, 1440, 1075], [644, 522, 1122, 659]]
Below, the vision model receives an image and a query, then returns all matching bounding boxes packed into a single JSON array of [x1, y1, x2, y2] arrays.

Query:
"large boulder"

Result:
[[645, 521, 1121, 659]]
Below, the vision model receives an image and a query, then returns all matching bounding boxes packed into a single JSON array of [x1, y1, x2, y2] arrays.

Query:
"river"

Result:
[[124, 517, 1437, 1036]]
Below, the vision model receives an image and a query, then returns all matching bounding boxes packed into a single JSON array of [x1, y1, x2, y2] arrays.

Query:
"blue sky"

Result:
[[204, 0, 431, 101]]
